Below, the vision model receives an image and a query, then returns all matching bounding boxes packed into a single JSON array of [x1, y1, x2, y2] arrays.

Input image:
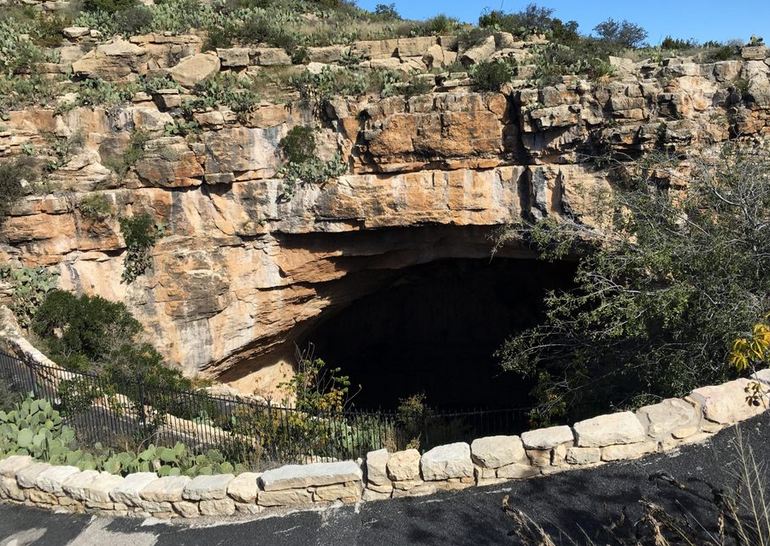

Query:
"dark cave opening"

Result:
[[302, 257, 577, 412]]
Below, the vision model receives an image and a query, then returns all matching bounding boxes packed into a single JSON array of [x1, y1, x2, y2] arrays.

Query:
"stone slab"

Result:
[[35, 466, 81, 495], [573, 411, 647, 447], [521, 426, 574, 449], [140, 476, 191, 503], [183, 473, 234, 501], [420, 442, 474, 481], [260, 461, 362, 492], [227, 472, 260, 503], [110, 472, 159, 506], [365, 448, 390, 486], [0, 455, 34, 478], [16, 462, 52, 488], [470, 436, 525, 469], [386, 449, 421, 482]]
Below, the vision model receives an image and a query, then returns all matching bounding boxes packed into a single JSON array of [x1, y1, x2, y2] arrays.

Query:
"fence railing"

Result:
[[0, 351, 531, 470]]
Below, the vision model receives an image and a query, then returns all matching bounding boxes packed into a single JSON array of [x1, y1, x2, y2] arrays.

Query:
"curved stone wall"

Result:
[[1, 371, 768, 518]]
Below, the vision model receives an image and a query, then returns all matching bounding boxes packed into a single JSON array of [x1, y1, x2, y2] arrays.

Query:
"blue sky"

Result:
[[356, 0, 770, 45]]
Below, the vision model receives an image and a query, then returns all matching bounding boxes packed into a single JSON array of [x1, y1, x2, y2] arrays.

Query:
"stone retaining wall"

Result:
[[1, 371, 769, 519]]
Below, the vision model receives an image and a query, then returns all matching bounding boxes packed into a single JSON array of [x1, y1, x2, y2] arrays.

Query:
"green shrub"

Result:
[[278, 126, 347, 200], [660, 36, 698, 50], [0, 265, 58, 329], [118, 212, 163, 283], [104, 130, 150, 177], [593, 17, 648, 48], [78, 194, 114, 220], [0, 161, 30, 223], [32, 290, 143, 370], [81, 0, 137, 13], [76, 78, 139, 108], [478, 4, 579, 43], [290, 66, 368, 110], [533, 41, 614, 84], [0, 17, 48, 76], [0, 74, 58, 115], [470, 59, 517, 91], [184, 73, 260, 122]]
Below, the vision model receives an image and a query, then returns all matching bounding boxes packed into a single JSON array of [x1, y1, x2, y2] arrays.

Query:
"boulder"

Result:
[[16, 462, 52, 488], [217, 48, 250, 68], [742, 45, 768, 60], [573, 412, 647, 447], [71, 39, 147, 81], [521, 426, 574, 450], [183, 473, 234, 501], [139, 476, 191, 503], [460, 35, 496, 66], [386, 449, 421, 481], [420, 442, 474, 481], [257, 488, 313, 507], [63, 26, 90, 39], [259, 461, 362, 492], [199, 498, 236, 516], [35, 466, 81, 495], [227, 472, 260, 503], [110, 472, 159, 506], [307, 45, 350, 63], [253, 48, 292, 66], [313, 482, 362, 502], [601, 441, 658, 461], [565, 447, 601, 465], [496, 463, 539, 479], [470, 435, 525, 469], [689, 379, 768, 424], [636, 398, 700, 440], [365, 448, 390, 486], [169, 53, 221, 88], [0, 455, 34, 478]]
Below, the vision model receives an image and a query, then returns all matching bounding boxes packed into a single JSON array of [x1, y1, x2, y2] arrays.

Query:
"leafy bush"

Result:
[[660, 36, 699, 50], [533, 41, 614, 85], [81, 0, 137, 13], [278, 126, 347, 199], [78, 194, 114, 221], [0, 265, 58, 329], [593, 17, 648, 48], [0, 161, 30, 223], [478, 4, 579, 43], [76, 78, 138, 108], [290, 66, 368, 110], [184, 73, 260, 122], [0, 74, 58, 115], [118, 212, 163, 283], [470, 59, 517, 91], [0, 17, 47, 76], [496, 147, 770, 424]]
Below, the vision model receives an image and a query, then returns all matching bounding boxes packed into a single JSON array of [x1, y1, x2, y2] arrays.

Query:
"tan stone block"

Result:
[[526, 449, 551, 467], [391, 483, 437, 498], [174, 500, 200, 518], [28, 489, 58, 505], [227, 472, 260, 503], [386, 449, 421, 481], [566, 447, 601, 465], [312, 482, 362, 502], [497, 464, 540, 479], [199, 498, 235, 516], [601, 441, 658, 461], [257, 488, 313, 507]]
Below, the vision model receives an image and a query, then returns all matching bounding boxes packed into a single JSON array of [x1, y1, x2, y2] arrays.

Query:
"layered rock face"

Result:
[[2, 35, 770, 393]]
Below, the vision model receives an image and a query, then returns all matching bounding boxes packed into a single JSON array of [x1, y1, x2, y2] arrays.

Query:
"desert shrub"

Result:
[[75, 78, 138, 108], [0, 74, 58, 115], [104, 130, 150, 177], [533, 41, 614, 85], [0, 161, 30, 223], [373, 3, 399, 20], [32, 290, 143, 371], [496, 147, 770, 424], [660, 36, 699, 50], [415, 14, 461, 35], [290, 67, 368, 110], [184, 73, 260, 122], [81, 0, 137, 13], [593, 17, 648, 48], [470, 59, 517, 91], [0, 17, 48, 76], [0, 265, 59, 328], [118, 212, 163, 283], [479, 4, 579, 43], [707, 44, 740, 61], [78, 194, 114, 220], [278, 125, 347, 199]]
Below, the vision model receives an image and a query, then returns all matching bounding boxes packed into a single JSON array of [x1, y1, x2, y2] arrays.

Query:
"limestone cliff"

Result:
[[2, 30, 769, 394]]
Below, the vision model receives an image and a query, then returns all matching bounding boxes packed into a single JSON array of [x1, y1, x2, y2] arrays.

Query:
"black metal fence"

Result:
[[0, 351, 531, 470]]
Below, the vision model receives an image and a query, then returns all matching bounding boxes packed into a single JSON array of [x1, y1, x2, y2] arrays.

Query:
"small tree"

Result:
[[593, 18, 648, 48]]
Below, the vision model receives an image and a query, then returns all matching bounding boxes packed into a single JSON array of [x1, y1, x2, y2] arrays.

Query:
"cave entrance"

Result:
[[301, 257, 577, 413]]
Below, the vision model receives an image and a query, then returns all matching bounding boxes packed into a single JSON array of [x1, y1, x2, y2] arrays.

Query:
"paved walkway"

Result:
[[1, 413, 767, 545]]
